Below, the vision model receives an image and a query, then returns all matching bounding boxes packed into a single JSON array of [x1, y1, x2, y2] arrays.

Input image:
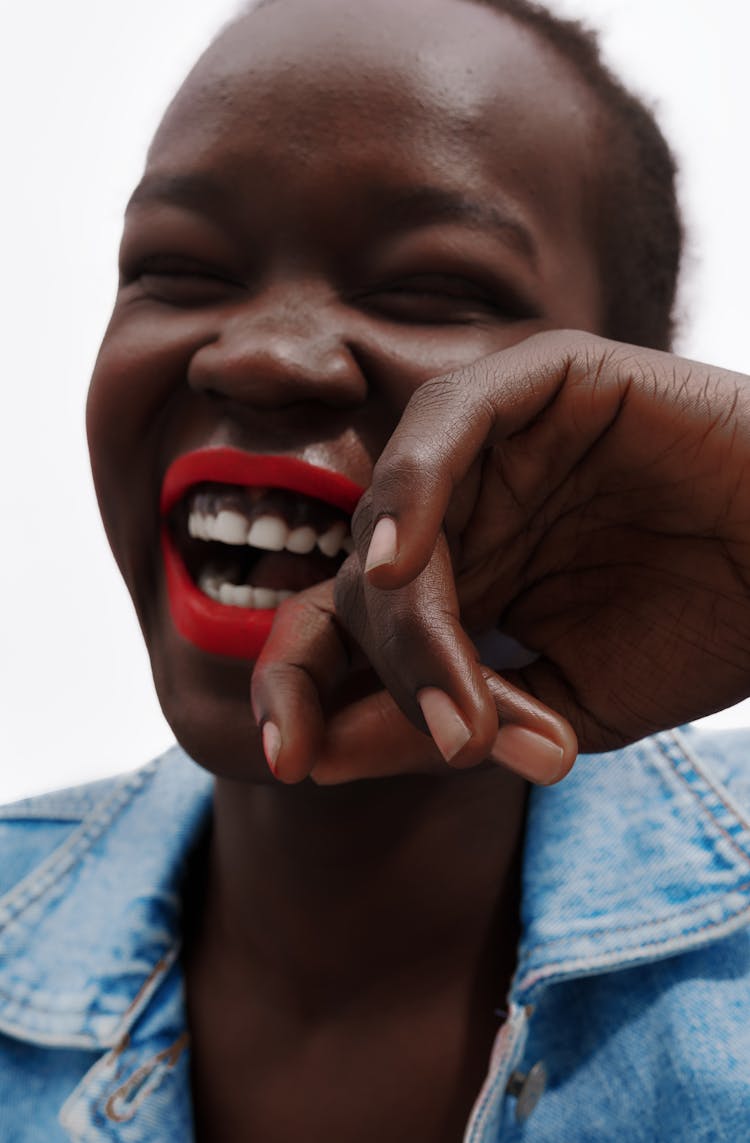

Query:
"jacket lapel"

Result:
[[515, 728, 750, 1002]]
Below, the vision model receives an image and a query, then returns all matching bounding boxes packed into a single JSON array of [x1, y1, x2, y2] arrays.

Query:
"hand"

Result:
[[251, 576, 576, 786], [250, 576, 573, 790], [252, 330, 750, 783]]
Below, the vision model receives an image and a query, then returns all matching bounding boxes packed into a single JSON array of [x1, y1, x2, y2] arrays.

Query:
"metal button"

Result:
[[506, 1061, 547, 1122]]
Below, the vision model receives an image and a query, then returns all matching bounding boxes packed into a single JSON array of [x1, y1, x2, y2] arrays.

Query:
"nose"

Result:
[[188, 284, 367, 409]]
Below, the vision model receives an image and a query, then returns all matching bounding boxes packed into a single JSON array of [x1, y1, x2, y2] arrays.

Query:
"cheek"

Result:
[[88, 310, 203, 444], [86, 326, 192, 607], [358, 319, 550, 410], [87, 310, 214, 519], [352, 320, 551, 534]]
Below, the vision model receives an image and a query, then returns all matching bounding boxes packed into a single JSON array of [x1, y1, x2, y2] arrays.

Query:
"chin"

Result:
[[147, 612, 273, 783]]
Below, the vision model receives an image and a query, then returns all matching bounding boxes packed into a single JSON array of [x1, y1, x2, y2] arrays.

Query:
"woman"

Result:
[[2, 1, 749, 1139]]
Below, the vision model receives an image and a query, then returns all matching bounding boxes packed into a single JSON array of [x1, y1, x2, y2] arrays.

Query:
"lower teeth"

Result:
[[198, 573, 294, 610]]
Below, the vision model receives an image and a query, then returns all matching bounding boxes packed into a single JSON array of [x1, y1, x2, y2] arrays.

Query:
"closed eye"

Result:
[[358, 274, 538, 325], [122, 255, 244, 307]]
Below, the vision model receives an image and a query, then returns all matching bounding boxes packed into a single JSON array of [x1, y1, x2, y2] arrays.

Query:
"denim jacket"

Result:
[[1, 725, 749, 1141]]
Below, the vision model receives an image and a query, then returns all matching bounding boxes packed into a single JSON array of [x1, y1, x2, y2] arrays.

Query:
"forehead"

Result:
[[151, 0, 598, 196], [141, 0, 601, 300], [170, 0, 588, 119]]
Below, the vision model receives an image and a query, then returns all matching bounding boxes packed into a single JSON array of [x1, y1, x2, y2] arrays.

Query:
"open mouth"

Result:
[[160, 449, 364, 659], [178, 483, 353, 606]]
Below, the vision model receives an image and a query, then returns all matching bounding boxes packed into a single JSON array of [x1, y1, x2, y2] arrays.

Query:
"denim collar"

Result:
[[0, 748, 212, 1051], [514, 727, 750, 1002], [1, 730, 749, 1052]]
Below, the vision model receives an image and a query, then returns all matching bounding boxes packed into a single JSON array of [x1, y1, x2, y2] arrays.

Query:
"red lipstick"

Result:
[[161, 448, 364, 660]]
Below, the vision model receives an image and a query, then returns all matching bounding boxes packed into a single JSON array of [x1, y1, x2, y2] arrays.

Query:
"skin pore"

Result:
[[86, 0, 608, 1137]]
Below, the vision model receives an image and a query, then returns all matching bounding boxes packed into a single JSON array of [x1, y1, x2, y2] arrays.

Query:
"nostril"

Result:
[[186, 314, 367, 408]]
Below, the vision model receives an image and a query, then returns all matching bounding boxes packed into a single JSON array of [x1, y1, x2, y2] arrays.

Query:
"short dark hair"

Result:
[[467, 0, 683, 350]]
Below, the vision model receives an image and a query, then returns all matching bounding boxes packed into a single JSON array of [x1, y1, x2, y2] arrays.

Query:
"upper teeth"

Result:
[[188, 509, 353, 557]]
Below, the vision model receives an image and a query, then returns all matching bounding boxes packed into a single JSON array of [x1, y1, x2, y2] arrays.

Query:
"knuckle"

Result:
[[371, 601, 438, 660], [574, 338, 625, 388], [413, 369, 494, 447], [351, 488, 374, 546], [283, 579, 336, 619], [256, 658, 315, 704], [409, 370, 464, 408], [333, 556, 364, 622], [251, 656, 293, 697], [372, 445, 438, 503]]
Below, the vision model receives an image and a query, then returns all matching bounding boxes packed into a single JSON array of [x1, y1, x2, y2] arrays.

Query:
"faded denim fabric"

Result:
[[1, 727, 749, 1141], [0, 758, 210, 1143]]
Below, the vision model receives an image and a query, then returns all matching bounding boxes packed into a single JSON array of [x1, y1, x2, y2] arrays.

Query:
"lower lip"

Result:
[[160, 451, 363, 661], [161, 528, 276, 659]]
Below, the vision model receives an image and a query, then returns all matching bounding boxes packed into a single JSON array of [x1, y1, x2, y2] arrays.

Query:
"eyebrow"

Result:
[[379, 186, 537, 264], [126, 174, 537, 263], [126, 172, 230, 214]]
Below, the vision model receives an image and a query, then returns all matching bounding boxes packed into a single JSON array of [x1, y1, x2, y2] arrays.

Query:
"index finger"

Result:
[[356, 331, 599, 589]]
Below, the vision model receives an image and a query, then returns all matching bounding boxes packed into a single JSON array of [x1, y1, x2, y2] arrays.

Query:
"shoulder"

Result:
[[521, 723, 750, 994], [0, 747, 212, 903], [0, 747, 211, 1053], [0, 772, 128, 902]]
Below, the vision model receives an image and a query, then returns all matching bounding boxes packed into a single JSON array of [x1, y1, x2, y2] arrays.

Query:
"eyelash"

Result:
[[122, 258, 537, 326], [358, 275, 537, 325], [122, 256, 243, 306]]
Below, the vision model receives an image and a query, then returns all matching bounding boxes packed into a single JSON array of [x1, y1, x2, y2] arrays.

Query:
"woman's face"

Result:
[[87, 0, 604, 779]]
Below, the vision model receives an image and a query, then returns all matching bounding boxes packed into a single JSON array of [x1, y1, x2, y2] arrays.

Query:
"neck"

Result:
[[188, 765, 528, 1021]]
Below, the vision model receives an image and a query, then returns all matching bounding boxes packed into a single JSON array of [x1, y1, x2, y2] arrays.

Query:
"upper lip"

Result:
[[160, 447, 365, 517]]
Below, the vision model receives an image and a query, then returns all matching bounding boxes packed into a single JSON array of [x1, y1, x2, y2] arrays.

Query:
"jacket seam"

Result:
[[656, 731, 750, 862], [517, 892, 750, 995], [516, 730, 750, 994], [522, 731, 750, 953], [518, 875, 750, 949], [0, 764, 156, 935], [103, 1032, 189, 1122], [0, 944, 179, 1021], [665, 728, 750, 851]]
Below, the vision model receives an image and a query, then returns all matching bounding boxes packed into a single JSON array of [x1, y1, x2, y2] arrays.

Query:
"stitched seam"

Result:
[[0, 946, 179, 1042], [466, 1065, 508, 1142], [0, 808, 94, 822], [516, 731, 750, 996], [663, 729, 750, 851], [521, 731, 750, 956], [519, 876, 750, 951], [518, 896, 750, 989], [0, 763, 156, 933], [107, 949, 180, 1042], [464, 1007, 524, 1142], [59, 1035, 131, 1140], [655, 733, 750, 862], [104, 1032, 189, 1122]]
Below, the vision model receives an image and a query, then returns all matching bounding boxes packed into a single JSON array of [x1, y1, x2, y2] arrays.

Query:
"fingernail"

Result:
[[417, 687, 472, 763], [262, 721, 282, 776], [491, 725, 564, 784], [365, 516, 398, 573]]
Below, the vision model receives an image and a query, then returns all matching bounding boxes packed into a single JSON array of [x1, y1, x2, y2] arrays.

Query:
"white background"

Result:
[[2, 0, 749, 802]]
